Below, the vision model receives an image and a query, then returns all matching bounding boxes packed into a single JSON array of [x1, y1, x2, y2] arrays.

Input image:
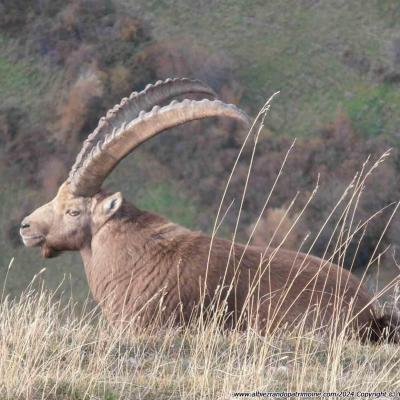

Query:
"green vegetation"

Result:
[[345, 85, 387, 138], [0, 57, 34, 98], [0, 37, 63, 121], [104, 154, 199, 229], [136, 183, 197, 228], [344, 83, 400, 138]]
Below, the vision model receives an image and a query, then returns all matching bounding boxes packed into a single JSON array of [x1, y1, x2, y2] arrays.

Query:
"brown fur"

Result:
[[20, 182, 400, 342]]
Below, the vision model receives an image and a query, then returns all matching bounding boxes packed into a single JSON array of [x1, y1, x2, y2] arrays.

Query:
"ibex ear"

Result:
[[98, 192, 123, 224]]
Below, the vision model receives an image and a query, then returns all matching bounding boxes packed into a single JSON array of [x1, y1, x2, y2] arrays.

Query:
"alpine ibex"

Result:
[[20, 78, 399, 342]]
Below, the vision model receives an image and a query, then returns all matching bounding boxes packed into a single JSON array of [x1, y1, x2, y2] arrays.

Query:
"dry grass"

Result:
[[0, 285, 399, 400]]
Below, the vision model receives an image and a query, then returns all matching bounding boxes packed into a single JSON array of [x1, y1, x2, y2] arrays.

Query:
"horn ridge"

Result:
[[70, 97, 250, 196], [68, 77, 217, 182]]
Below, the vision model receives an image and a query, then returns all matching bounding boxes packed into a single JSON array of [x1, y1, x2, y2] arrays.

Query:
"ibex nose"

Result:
[[20, 220, 30, 229]]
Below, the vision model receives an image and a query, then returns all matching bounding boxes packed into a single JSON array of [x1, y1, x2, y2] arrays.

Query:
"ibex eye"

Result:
[[67, 210, 80, 217]]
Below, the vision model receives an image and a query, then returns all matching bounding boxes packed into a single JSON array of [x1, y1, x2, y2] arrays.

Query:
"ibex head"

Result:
[[20, 78, 249, 257], [20, 182, 123, 257]]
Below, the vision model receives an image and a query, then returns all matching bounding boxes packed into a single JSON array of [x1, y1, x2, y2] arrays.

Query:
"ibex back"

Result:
[[20, 78, 399, 342]]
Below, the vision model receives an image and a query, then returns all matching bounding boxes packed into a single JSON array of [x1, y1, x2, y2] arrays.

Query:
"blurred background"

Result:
[[1, 0, 400, 303]]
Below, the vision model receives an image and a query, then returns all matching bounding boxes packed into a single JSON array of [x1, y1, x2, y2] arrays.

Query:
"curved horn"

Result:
[[69, 99, 250, 196], [69, 78, 216, 182]]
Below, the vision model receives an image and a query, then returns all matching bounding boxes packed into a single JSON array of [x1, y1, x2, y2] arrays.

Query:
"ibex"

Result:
[[20, 78, 399, 342]]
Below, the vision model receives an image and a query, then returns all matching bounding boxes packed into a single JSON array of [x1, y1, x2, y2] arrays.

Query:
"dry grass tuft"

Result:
[[0, 286, 399, 400]]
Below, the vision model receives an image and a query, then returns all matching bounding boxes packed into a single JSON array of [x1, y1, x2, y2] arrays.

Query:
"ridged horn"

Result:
[[70, 98, 250, 196], [68, 78, 216, 182]]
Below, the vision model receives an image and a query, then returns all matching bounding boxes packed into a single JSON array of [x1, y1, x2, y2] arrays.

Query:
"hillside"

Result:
[[1, 0, 400, 300], [127, 0, 400, 138]]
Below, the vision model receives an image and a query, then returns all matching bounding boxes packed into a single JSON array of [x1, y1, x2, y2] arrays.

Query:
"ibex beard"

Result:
[[20, 77, 400, 343]]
